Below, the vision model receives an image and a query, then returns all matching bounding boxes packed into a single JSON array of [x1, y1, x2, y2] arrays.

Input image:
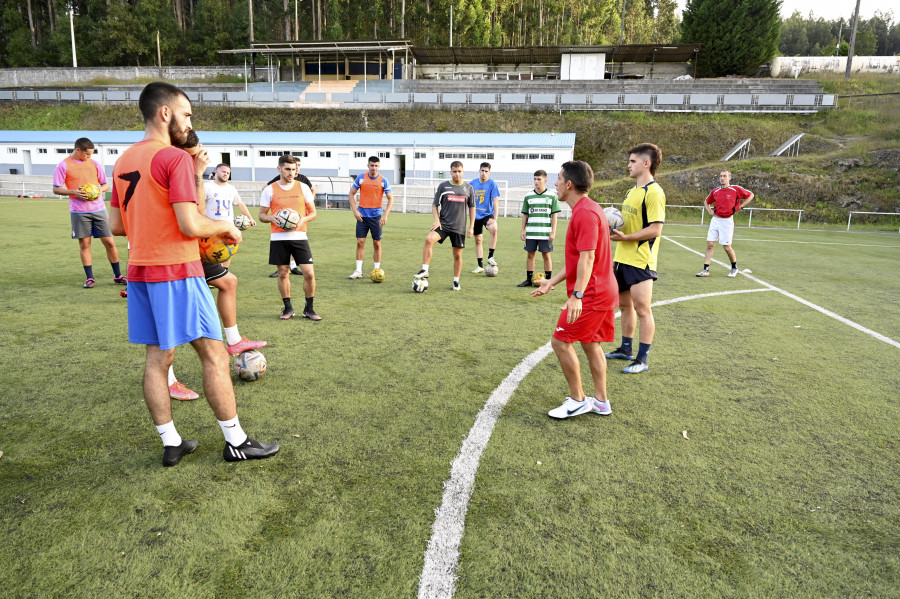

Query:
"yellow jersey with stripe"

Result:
[[613, 181, 666, 271]]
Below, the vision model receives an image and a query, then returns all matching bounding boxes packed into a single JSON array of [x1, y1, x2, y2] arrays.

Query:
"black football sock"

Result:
[[305, 297, 314, 312], [84, 265, 94, 279], [477, 258, 483, 268], [488, 248, 495, 259], [111, 262, 122, 277], [283, 297, 292, 310]]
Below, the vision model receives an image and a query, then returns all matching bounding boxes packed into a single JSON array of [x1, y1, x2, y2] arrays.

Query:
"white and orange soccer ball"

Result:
[[273, 208, 301, 231], [198, 235, 239, 264]]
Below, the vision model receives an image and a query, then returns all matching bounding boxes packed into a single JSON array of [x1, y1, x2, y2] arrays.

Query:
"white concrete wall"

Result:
[[0, 66, 261, 87], [770, 56, 900, 78]]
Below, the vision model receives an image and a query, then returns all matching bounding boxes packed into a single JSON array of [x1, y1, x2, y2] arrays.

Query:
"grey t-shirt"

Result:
[[433, 181, 475, 234]]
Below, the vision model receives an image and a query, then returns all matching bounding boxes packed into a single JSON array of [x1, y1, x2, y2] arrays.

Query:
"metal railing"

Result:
[[665, 205, 805, 229], [847, 211, 900, 233]]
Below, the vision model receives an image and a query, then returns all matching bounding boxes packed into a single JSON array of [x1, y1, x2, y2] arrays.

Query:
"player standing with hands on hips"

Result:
[[696, 170, 753, 278], [109, 82, 279, 466], [532, 161, 619, 419], [606, 143, 666, 374]]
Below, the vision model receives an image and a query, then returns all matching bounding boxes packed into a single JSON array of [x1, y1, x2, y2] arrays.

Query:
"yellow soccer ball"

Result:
[[532, 272, 546, 287], [80, 183, 102, 201], [198, 235, 239, 264], [370, 268, 385, 283]]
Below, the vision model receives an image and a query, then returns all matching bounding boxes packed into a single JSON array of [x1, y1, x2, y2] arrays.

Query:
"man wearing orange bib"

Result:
[[258, 154, 320, 321], [347, 156, 394, 279], [109, 82, 279, 467], [52, 137, 126, 289]]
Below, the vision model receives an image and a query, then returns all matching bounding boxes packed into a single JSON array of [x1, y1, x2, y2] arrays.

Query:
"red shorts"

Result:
[[553, 308, 616, 344]]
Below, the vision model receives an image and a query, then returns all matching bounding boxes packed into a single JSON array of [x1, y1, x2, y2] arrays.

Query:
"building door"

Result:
[[221, 152, 231, 166], [23, 150, 32, 176], [338, 154, 350, 178], [397, 154, 406, 184]]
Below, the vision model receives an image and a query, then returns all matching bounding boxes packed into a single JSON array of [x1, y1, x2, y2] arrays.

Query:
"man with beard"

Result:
[[109, 82, 279, 466]]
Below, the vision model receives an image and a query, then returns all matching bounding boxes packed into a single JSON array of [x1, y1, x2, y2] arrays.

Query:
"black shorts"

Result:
[[434, 227, 466, 249], [614, 262, 657, 292], [524, 239, 553, 253], [269, 239, 313, 266], [202, 261, 229, 283], [473, 216, 495, 236]]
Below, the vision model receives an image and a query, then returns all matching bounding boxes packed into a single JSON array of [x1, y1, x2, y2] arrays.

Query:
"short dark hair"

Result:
[[368, 156, 380, 164], [450, 160, 463, 170], [533, 169, 547, 178], [278, 154, 298, 167], [138, 82, 189, 123], [628, 143, 662, 176], [559, 161, 594, 194], [74, 138, 94, 151], [215, 163, 230, 170], [480, 162, 491, 170]]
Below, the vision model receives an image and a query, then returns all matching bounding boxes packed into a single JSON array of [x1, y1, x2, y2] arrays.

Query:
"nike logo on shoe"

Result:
[[567, 401, 587, 415]]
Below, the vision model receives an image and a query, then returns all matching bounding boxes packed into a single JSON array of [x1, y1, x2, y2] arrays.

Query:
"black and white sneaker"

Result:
[[414, 269, 429, 279], [162, 439, 199, 467], [516, 279, 533, 287], [223, 437, 280, 462]]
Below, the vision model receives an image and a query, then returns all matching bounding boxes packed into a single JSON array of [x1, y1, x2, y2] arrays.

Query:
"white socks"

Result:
[[422, 264, 430, 272], [167, 365, 176, 386], [156, 421, 182, 447], [224, 325, 242, 346], [355, 260, 363, 272], [373, 262, 380, 269], [217, 416, 248, 446]]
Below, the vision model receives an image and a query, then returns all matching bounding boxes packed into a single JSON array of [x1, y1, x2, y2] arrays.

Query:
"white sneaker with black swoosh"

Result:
[[548, 397, 593, 419]]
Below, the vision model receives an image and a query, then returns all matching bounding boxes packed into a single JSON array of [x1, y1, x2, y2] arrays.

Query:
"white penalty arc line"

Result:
[[663, 235, 900, 350], [420, 248, 900, 598], [418, 287, 774, 599]]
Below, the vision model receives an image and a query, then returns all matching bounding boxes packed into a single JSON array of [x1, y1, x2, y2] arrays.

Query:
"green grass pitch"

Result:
[[1, 197, 898, 598]]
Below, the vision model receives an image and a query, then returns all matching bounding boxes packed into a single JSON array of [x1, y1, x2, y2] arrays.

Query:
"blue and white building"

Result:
[[1, 131, 575, 188]]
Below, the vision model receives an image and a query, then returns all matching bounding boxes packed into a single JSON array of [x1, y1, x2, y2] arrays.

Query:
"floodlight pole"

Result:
[[69, 9, 77, 68], [844, 0, 861, 79], [249, 0, 256, 80], [619, 0, 626, 45]]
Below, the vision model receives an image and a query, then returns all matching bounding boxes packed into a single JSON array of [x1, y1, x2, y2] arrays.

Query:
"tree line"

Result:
[[0, 0, 895, 72]]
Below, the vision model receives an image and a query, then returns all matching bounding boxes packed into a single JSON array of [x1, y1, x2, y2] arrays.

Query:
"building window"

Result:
[[354, 151, 366, 158], [293, 151, 308, 158], [57, 148, 71, 154], [415, 152, 427, 159], [7, 148, 18, 154], [236, 150, 247, 157], [320, 151, 331, 158], [512, 153, 540, 160], [259, 150, 306, 157], [107, 149, 118, 155], [378, 151, 390, 158], [38, 148, 48, 154], [540, 153, 554, 160]]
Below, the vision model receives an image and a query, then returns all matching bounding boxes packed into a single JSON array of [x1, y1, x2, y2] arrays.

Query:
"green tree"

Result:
[[681, 0, 781, 77]]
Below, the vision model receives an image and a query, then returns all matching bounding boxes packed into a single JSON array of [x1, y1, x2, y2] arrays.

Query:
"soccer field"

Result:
[[1, 198, 898, 598]]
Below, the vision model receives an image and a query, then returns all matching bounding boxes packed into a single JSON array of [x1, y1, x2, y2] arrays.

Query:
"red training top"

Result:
[[705, 185, 752, 218], [565, 197, 619, 312]]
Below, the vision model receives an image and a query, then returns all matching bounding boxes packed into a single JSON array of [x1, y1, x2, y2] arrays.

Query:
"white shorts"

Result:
[[707, 216, 734, 245]]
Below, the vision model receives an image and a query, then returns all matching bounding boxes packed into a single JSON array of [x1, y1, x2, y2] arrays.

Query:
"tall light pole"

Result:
[[619, 0, 626, 45], [844, 0, 861, 79], [69, 8, 77, 68], [249, 0, 256, 80]]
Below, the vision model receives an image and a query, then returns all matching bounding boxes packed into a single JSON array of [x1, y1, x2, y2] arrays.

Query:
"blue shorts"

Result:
[[356, 216, 383, 241], [127, 277, 222, 350]]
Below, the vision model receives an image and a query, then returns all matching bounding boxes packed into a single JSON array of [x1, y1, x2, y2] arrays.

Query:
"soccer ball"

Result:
[[412, 278, 429, 293], [273, 208, 301, 231], [604, 206, 624, 230], [80, 183, 102, 201], [532, 272, 546, 287], [198, 235, 239, 264], [233, 350, 267, 381], [485, 264, 499, 277], [370, 268, 385, 283], [234, 214, 252, 230]]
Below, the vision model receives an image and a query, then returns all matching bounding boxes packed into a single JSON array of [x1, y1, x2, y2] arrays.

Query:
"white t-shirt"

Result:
[[260, 180, 315, 241], [204, 181, 243, 221]]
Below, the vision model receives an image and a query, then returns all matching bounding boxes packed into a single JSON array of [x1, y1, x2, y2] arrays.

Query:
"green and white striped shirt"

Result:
[[521, 189, 561, 239]]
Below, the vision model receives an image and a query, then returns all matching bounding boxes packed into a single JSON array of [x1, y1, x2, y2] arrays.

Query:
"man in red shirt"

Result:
[[109, 82, 279, 467], [533, 161, 619, 419], [697, 171, 754, 278]]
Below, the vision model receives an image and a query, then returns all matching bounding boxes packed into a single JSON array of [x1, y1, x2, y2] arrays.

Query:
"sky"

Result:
[[676, 0, 896, 22]]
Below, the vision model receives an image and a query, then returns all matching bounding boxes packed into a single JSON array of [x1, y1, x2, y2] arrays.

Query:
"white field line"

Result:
[[419, 286, 775, 599], [664, 235, 900, 350], [665, 235, 900, 249]]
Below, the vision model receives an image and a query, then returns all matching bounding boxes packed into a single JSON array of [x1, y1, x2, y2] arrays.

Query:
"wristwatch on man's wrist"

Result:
[[571, 290, 584, 299]]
